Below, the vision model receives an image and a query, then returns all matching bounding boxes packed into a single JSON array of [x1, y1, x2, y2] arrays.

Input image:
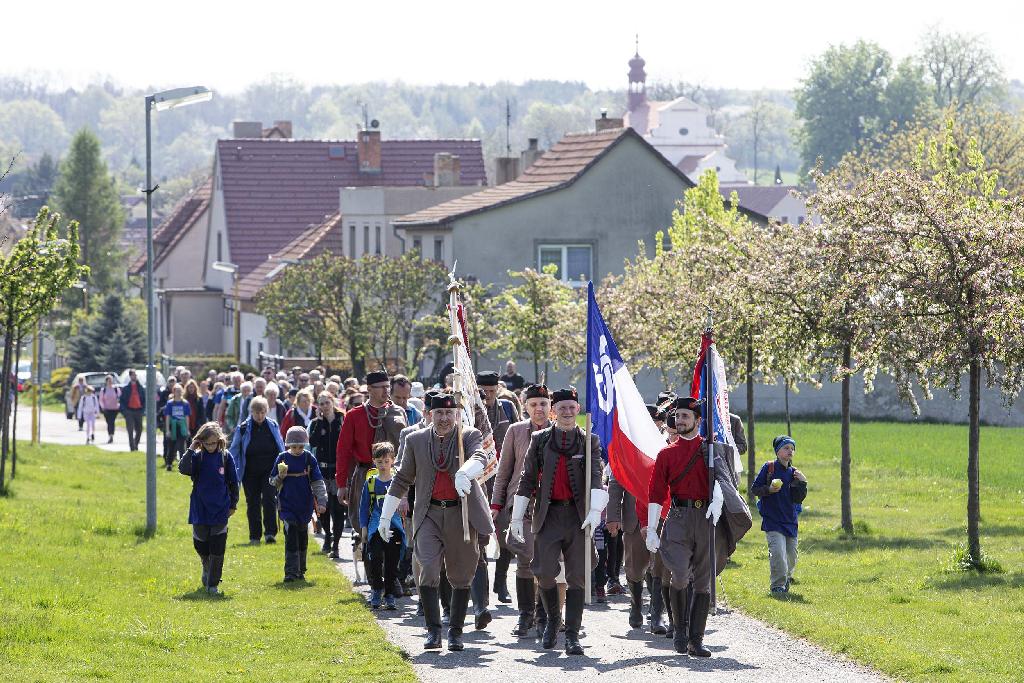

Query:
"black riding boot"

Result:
[[670, 587, 689, 653], [448, 587, 471, 651], [420, 586, 443, 649], [687, 592, 712, 657], [649, 577, 667, 634], [663, 585, 674, 638], [440, 571, 452, 626], [471, 562, 492, 630], [512, 577, 536, 636], [563, 587, 585, 656], [494, 549, 512, 603], [200, 555, 210, 588], [539, 585, 560, 649], [627, 580, 644, 628], [535, 586, 547, 638]]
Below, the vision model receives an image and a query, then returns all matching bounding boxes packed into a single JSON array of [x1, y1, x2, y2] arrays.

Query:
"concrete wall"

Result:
[[435, 135, 688, 287], [165, 292, 224, 355]]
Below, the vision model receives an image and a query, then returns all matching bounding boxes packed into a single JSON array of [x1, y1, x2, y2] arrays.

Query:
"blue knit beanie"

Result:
[[773, 435, 796, 454]]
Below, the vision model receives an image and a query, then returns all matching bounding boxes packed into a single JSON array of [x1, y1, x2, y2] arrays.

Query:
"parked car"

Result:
[[64, 372, 115, 419]]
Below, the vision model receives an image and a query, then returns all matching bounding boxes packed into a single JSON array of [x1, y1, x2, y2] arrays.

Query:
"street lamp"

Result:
[[145, 85, 213, 534], [211, 261, 240, 363]]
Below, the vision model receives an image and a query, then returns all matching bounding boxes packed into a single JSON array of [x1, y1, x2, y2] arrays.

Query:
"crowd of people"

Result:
[[73, 358, 808, 658]]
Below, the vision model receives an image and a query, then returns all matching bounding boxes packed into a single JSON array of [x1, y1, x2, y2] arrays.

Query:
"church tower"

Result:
[[627, 36, 647, 111]]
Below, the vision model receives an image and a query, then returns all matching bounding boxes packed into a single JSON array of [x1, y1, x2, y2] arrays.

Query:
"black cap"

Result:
[[423, 390, 440, 408], [430, 393, 459, 410], [364, 370, 389, 386], [646, 404, 659, 419], [672, 396, 703, 416], [524, 384, 549, 400], [551, 387, 578, 405], [477, 371, 499, 387]]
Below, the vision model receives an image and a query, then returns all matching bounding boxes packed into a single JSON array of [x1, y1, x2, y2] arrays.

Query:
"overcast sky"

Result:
[[7, 1, 1022, 94]]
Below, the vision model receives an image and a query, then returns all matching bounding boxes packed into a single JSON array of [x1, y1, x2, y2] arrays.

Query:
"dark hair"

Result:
[[371, 442, 395, 460], [390, 374, 411, 388]]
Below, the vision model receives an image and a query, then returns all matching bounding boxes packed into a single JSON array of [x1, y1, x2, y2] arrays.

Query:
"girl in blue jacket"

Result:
[[179, 421, 239, 595]]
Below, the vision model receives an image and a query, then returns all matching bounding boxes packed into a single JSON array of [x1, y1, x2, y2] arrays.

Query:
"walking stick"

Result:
[[584, 411, 592, 605]]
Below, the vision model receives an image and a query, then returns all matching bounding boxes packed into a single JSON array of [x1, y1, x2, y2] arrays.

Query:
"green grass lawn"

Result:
[[0, 443, 415, 682], [721, 420, 1024, 683]]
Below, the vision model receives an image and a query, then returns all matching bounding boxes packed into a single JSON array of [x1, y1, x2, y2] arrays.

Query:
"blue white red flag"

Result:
[[586, 282, 668, 510], [690, 332, 740, 473]]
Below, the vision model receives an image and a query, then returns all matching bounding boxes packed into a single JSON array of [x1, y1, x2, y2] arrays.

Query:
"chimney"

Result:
[[520, 138, 542, 172], [434, 152, 461, 187], [232, 121, 262, 138], [494, 157, 520, 185], [357, 130, 381, 174], [272, 120, 292, 138], [595, 110, 624, 132]]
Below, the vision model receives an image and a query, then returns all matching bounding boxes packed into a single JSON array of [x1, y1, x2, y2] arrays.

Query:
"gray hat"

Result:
[[285, 426, 309, 446]]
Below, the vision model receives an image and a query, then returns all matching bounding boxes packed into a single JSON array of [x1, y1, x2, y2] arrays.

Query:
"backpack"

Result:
[[755, 461, 804, 516]]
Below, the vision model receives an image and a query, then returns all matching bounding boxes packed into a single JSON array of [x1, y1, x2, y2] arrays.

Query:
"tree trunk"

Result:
[[350, 298, 365, 378], [0, 309, 15, 490], [745, 337, 756, 497], [967, 347, 982, 565], [533, 354, 540, 385], [12, 333, 21, 479], [784, 379, 792, 436], [840, 343, 853, 534]]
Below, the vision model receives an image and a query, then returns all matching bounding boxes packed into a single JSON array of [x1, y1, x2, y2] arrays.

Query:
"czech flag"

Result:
[[586, 282, 668, 511], [690, 331, 740, 472]]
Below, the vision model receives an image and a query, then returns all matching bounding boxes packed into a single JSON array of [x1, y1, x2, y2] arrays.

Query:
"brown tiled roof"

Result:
[[218, 138, 486, 275], [676, 154, 707, 175], [395, 127, 693, 227], [721, 185, 797, 217], [236, 212, 344, 301], [129, 178, 212, 275]]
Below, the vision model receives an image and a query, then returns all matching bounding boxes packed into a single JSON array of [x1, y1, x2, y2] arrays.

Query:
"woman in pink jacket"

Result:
[[98, 374, 122, 445]]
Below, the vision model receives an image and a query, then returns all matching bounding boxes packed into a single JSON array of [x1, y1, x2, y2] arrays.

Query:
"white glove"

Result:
[[706, 480, 724, 526], [580, 488, 609, 532], [509, 494, 529, 543], [645, 502, 663, 552], [377, 494, 401, 543], [454, 458, 484, 498]]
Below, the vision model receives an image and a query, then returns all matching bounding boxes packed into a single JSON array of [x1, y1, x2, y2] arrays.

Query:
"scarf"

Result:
[[428, 427, 459, 473]]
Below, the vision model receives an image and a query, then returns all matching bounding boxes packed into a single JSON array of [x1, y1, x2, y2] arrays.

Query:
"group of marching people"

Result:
[[177, 359, 809, 661]]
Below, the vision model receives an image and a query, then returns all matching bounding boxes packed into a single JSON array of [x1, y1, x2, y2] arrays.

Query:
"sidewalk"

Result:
[[15, 404, 133, 452], [329, 532, 888, 683]]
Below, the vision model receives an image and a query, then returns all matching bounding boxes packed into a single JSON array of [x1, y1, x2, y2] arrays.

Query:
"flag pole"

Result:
[[704, 307, 718, 615], [584, 411, 592, 605], [447, 276, 471, 544]]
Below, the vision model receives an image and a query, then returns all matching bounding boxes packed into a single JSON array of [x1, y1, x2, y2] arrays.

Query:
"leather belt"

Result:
[[549, 499, 574, 507], [430, 498, 460, 508], [671, 497, 708, 509]]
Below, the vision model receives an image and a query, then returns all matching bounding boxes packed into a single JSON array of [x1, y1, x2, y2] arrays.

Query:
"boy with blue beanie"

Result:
[[750, 435, 808, 593], [271, 426, 328, 582]]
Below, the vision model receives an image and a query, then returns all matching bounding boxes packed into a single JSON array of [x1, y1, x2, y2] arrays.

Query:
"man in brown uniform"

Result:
[[646, 396, 737, 657], [379, 393, 494, 651], [490, 384, 551, 636], [511, 387, 607, 656]]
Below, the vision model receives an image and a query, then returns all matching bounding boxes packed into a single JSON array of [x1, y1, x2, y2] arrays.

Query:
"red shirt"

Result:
[[432, 470, 458, 500], [648, 435, 709, 505], [126, 383, 142, 410], [551, 457, 573, 501], [335, 403, 382, 487]]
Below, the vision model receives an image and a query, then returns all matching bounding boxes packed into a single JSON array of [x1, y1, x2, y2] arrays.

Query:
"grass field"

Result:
[[0, 443, 415, 683], [721, 420, 1024, 683]]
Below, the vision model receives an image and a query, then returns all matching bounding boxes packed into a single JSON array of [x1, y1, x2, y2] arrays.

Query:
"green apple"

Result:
[[770, 478, 783, 490]]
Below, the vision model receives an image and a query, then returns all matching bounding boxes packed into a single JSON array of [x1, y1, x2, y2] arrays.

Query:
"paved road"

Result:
[[16, 403, 133, 452], [330, 533, 888, 683]]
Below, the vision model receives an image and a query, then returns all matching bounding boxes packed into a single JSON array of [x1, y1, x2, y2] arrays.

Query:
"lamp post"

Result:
[[211, 261, 240, 363], [145, 86, 213, 534]]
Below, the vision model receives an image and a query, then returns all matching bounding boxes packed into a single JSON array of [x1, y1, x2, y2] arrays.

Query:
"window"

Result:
[[433, 237, 443, 262], [363, 225, 370, 255], [797, 216, 805, 225], [375, 225, 382, 255], [678, 127, 689, 136], [781, 216, 789, 224], [538, 244, 592, 284], [349, 225, 356, 257], [412, 236, 422, 255], [246, 340, 252, 366]]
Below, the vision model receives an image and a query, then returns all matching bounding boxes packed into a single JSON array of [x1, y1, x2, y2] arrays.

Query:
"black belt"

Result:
[[671, 497, 708, 509], [549, 499, 574, 507], [430, 498, 460, 508]]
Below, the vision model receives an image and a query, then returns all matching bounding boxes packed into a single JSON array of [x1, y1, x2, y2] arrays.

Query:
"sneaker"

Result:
[[607, 581, 623, 595], [384, 594, 397, 610], [370, 589, 383, 609], [770, 586, 786, 594], [249, 538, 261, 546], [265, 535, 276, 544], [595, 584, 606, 603], [329, 548, 339, 560], [283, 576, 296, 583], [206, 586, 221, 596], [107, 436, 114, 444]]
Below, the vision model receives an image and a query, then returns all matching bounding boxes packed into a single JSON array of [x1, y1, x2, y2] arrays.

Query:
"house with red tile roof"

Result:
[[134, 122, 486, 361]]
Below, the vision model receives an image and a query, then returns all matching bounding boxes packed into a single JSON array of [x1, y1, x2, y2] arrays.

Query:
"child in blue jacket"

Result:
[[179, 422, 239, 595], [360, 442, 406, 610], [271, 426, 328, 582], [750, 435, 808, 593]]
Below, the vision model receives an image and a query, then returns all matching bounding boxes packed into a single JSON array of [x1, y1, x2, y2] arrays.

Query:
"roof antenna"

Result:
[[505, 99, 512, 156]]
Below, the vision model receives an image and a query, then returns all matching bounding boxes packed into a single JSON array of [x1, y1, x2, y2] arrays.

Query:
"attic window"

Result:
[[328, 145, 346, 159], [678, 127, 689, 136]]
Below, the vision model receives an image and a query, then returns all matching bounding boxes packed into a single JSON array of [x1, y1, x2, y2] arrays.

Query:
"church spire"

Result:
[[627, 35, 647, 111]]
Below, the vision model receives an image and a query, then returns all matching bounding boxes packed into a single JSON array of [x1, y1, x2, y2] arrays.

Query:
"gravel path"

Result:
[[331, 536, 888, 683]]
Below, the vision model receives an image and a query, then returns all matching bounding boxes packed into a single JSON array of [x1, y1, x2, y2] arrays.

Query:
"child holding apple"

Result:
[[271, 426, 328, 582], [750, 435, 808, 593]]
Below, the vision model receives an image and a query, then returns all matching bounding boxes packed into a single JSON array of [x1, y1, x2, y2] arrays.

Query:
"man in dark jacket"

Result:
[[119, 369, 146, 451], [309, 393, 345, 557]]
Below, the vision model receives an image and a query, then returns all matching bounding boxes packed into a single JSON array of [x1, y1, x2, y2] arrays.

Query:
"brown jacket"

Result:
[[607, 471, 640, 533], [387, 425, 494, 539], [490, 419, 549, 518], [515, 425, 603, 534]]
